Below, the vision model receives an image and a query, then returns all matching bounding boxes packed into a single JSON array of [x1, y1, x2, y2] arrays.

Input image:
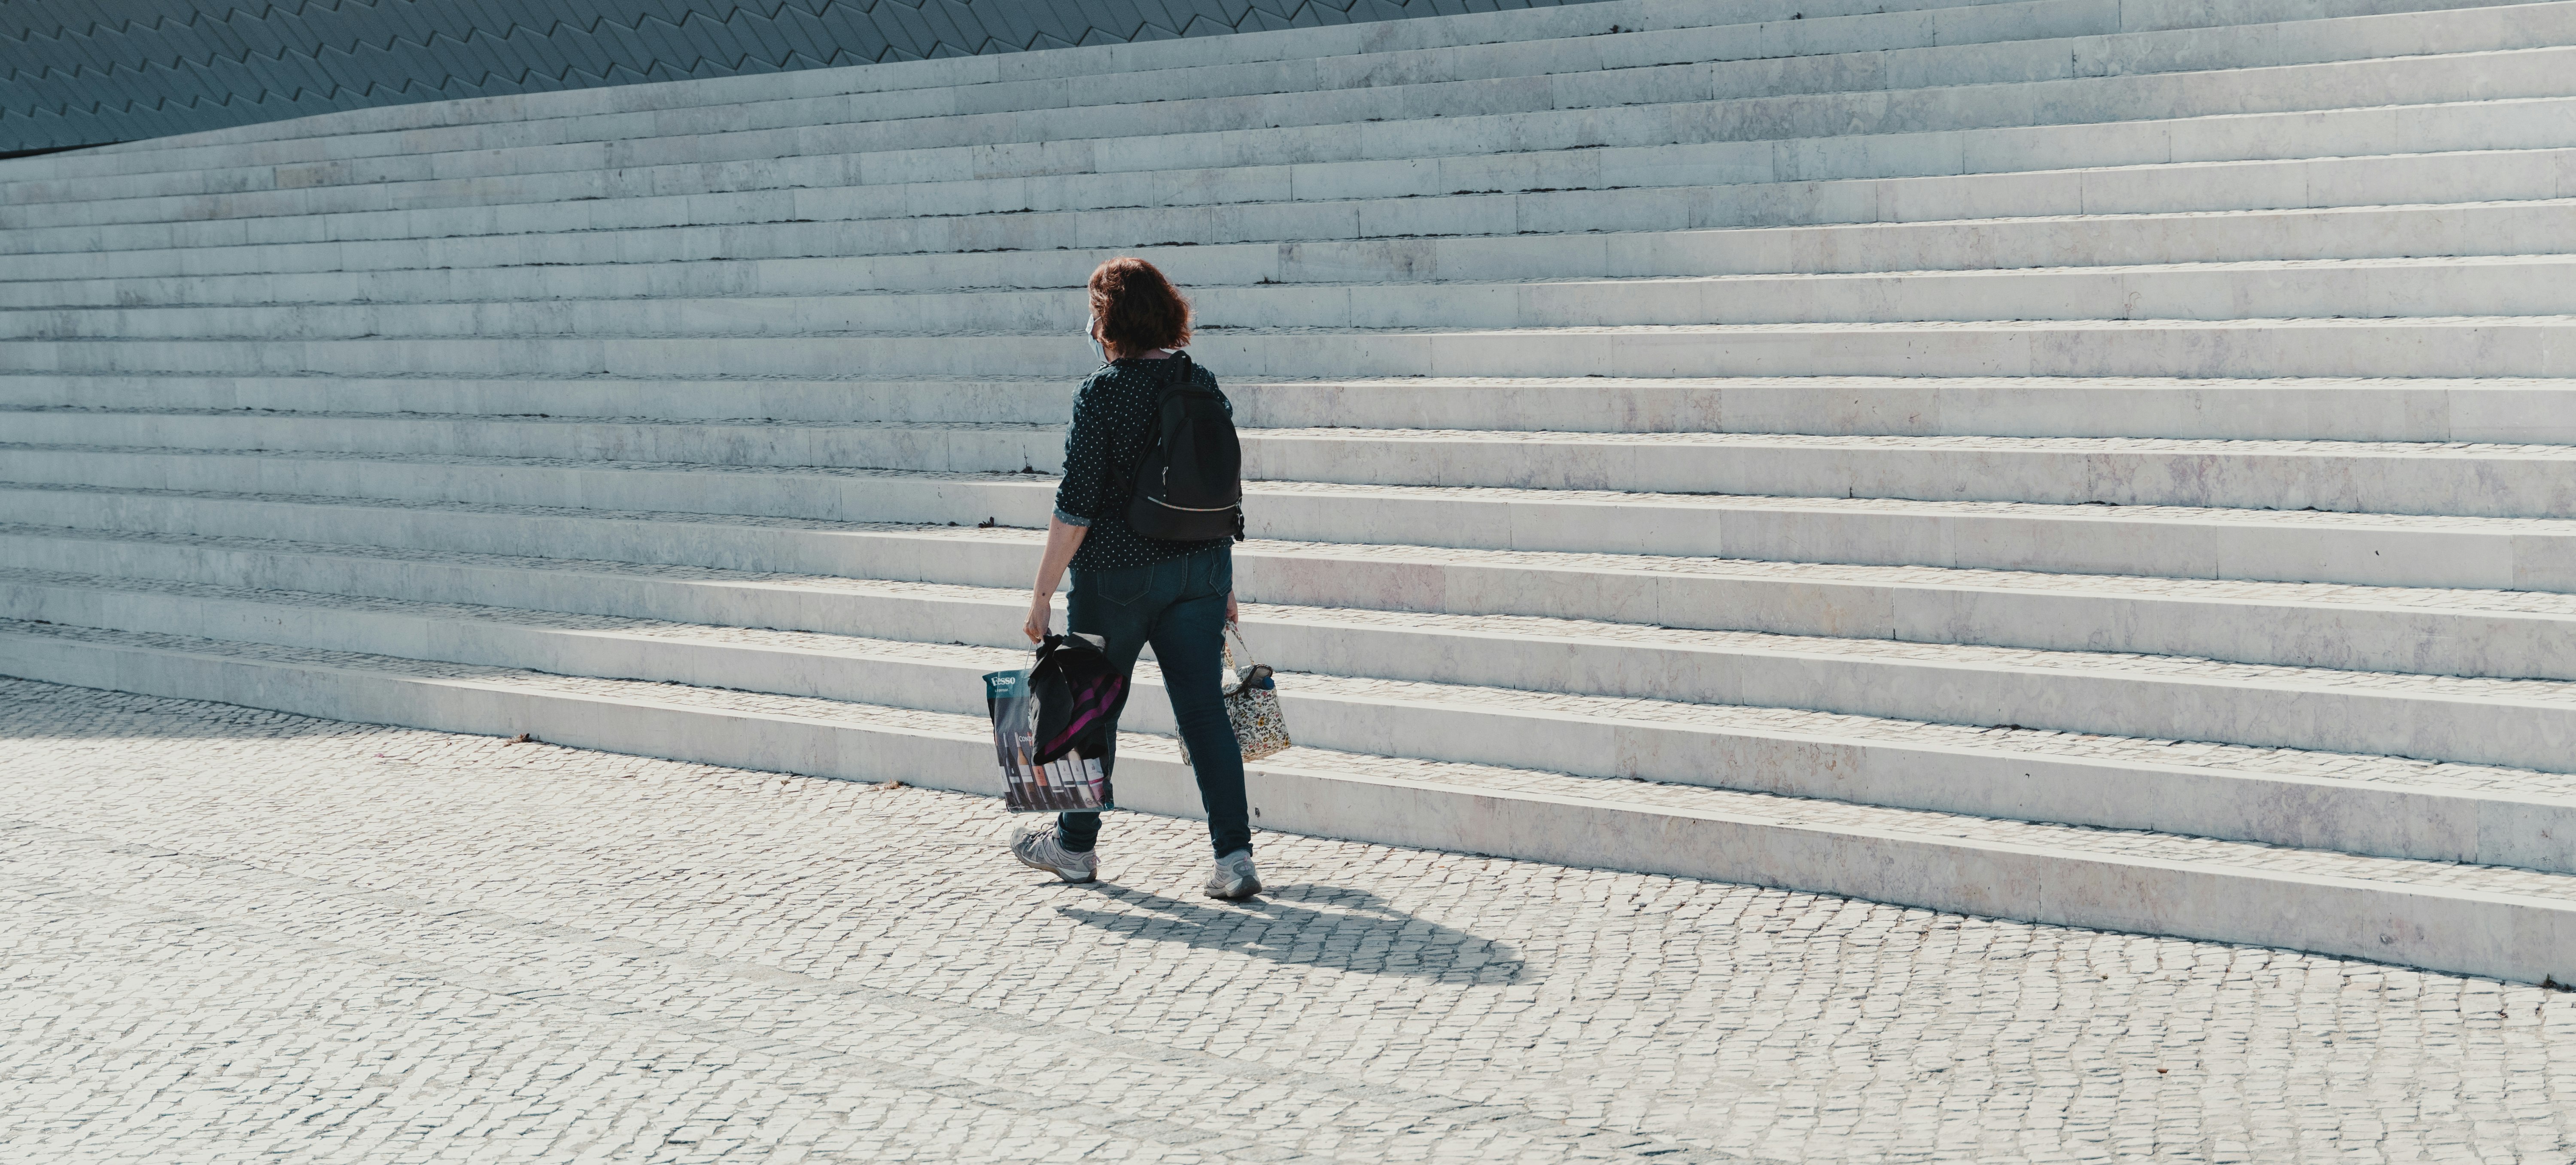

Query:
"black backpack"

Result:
[[1125, 352, 1246, 542]]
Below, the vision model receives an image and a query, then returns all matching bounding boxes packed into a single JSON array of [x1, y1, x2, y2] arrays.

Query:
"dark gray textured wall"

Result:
[[1, 0, 1605, 152]]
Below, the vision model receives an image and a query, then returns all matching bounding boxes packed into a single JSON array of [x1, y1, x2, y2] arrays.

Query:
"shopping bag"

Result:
[[1179, 623, 1292, 767], [986, 633, 1123, 813]]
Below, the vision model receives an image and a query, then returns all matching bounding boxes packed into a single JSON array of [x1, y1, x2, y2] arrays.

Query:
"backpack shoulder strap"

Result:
[[1124, 353, 1195, 498]]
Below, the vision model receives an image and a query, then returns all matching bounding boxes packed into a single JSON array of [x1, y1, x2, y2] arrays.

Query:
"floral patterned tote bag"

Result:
[[1181, 623, 1292, 765]]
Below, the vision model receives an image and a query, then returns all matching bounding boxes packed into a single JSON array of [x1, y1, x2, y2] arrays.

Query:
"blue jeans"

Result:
[[1055, 546, 1251, 858]]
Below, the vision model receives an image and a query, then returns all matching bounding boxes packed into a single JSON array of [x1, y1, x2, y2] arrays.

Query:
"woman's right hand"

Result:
[[1028, 516, 1088, 645]]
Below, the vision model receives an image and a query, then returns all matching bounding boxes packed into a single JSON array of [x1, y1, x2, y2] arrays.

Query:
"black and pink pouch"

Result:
[[985, 632, 1128, 812]]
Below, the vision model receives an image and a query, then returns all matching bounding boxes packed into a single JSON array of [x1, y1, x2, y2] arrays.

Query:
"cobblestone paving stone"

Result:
[[4, 677, 2574, 1164]]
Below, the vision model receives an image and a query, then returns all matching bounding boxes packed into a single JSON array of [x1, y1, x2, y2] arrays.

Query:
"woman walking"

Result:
[[1009, 257, 1260, 901]]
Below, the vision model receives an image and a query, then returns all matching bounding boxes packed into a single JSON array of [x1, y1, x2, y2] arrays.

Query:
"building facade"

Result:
[[1, 0, 1607, 153]]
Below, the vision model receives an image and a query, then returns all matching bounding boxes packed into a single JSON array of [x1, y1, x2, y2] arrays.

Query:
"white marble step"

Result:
[[7, 453, 2569, 592], [11, 0, 2568, 993], [8, 515, 2572, 681], [21, 0, 2028, 180], [12, 476, 2576, 608], [4, 615, 2571, 985], [23, 0, 2517, 189], [14, 40, 2572, 238], [1247, 427, 2576, 518], [15, 510, 2576, 680], [61, 0, 2519, 164], [12, 411, 2573, 519], [9, 315, 2574, 381], [12, 104, 2567, 268], [12, 560, 2576, 868], [12, 256, 2572, 341], [2, 526, 2571, 772], [15, 3, 2567, 218], [14, 199, 2576, 308], [4, 375, 2575, 445]]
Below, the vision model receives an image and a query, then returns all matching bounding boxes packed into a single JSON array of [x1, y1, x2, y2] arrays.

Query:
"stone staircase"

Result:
[[7, 0, 2576, 982]]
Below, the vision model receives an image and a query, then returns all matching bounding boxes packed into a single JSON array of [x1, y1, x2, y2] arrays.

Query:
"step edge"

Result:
[[21, 30, 2568, 212], [13, 132, 2570, 259], [8, 558, 2573, 732], [12, 87, 2570, 242], [4, 621, 2569, 985]]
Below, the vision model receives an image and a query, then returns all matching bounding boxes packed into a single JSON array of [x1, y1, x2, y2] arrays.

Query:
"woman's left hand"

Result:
[[1226, 590, 1238, 625]]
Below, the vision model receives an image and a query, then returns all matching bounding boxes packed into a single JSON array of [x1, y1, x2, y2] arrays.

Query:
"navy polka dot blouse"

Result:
[[1052, 354, 1234, 571]]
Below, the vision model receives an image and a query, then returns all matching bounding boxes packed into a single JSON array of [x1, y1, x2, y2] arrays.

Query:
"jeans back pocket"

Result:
[[1083, 563, 1156, 607]]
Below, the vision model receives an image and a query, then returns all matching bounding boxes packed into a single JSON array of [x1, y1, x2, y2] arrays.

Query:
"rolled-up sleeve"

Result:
[[1052, 382, 1108, 526]]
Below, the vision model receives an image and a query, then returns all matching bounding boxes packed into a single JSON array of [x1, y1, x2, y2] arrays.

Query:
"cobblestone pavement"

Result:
[[3, 678, 2572, 1164]]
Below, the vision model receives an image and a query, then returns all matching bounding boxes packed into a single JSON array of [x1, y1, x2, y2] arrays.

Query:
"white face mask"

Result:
[[1086, 314, 1106, 364]]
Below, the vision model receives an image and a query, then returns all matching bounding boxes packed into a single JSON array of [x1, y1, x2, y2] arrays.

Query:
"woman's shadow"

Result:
[[1054, 881, 1530, 983]]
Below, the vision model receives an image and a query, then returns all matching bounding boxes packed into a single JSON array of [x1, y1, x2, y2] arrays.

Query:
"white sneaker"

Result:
[[1203, 849, 1261, 900], [1010, 821, 1098, 883]]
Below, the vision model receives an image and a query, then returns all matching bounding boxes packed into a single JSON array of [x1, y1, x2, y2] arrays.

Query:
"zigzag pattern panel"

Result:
[[0, 0, 1609, 152]]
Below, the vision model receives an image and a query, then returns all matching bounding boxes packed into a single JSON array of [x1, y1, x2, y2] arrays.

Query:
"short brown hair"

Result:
[[1088, 257, 1191, 354]]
